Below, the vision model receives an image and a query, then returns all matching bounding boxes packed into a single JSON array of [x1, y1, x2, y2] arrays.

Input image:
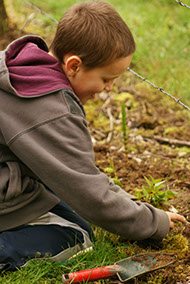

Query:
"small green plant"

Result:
[[104, 159, 123, 187], [135, 175, 177, 207], [121, 103, 128, 154]]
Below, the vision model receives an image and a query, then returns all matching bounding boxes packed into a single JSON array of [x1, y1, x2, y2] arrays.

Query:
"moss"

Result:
[[112, 92, 134, 103], [164, 126, 188, 137], [93, 114, 110, 129], [146, 274, 163, 284], [127, 146, 138, 153], [135, 83, 152, 92], [162, 233, 189, 258], [174, 265, 183, 273], [115, 125, 122, 132], [163, 126, 178, 135], [85, 100, 110, 130], [176, 146, 190, 155]]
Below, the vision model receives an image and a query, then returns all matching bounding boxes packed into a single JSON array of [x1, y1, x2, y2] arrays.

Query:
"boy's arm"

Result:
[[9, 112, 169, 241], [108, 177, 135, 198], [8, 93, 183, 241], [107, 180, 186, 232]]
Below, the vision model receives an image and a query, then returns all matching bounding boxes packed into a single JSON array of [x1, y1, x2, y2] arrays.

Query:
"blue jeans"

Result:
[[0, 201, 93, 271]]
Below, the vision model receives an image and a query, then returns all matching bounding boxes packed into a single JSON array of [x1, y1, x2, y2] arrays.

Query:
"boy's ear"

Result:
[[64, 55, 82, 77]]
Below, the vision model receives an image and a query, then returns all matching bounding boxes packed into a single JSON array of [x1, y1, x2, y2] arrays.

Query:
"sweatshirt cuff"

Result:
[[150, 209, 170, 240]]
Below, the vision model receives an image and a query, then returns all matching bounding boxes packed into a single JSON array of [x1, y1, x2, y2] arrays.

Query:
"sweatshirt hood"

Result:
[[0, 35, 72, 97]]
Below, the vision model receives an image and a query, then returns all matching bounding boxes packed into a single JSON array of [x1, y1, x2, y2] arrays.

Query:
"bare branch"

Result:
[[144, 134, 190, 147]]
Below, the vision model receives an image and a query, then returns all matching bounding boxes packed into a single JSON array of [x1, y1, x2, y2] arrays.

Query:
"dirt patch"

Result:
[[94, 145, 190, 283], [89, 78, 190, 283]]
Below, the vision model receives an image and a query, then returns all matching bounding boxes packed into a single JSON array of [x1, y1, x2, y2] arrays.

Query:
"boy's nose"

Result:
[[104, 81, 114, 92]]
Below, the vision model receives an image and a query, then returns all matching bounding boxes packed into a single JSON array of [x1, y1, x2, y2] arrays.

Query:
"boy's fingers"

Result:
[[165, 212, 186, 229], [172, 213, 186, 222], [166, 212, 186, 223], [170, 221, 174, 229]]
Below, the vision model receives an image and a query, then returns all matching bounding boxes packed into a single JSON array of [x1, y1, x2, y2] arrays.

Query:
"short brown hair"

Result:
[[50, 1, 135, 68]]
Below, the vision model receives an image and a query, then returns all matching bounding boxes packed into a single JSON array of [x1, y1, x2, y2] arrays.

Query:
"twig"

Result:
[[20, 12, 35, 32], [92, 129, 106, 138], [101, 94, 113, 110], [144, 135, 190, 147], [130, 152, 182, 163]]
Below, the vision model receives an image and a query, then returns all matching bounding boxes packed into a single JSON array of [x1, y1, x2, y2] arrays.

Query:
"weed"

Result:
[[104, 159, 123, 187], [135, 175, 177, 207]]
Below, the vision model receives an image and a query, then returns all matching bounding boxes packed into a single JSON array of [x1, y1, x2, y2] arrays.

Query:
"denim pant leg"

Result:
[[0, 201, 93, 271]]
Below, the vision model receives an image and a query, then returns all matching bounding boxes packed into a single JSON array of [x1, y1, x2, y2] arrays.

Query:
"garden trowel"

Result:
[[62, 252, 175, 283]]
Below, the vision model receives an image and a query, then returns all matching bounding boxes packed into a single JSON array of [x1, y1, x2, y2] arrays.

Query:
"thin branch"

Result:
[[144, 135, 190, 147], [130, 152, 181, 163], [20, 12, 35, 31]]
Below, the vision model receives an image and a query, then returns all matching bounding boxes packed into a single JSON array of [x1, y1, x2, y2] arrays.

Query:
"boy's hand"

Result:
[[166, 211, 186, 229]]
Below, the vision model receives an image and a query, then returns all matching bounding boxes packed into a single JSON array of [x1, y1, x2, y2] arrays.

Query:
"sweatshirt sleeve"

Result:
[[9, 105, 170, 241]]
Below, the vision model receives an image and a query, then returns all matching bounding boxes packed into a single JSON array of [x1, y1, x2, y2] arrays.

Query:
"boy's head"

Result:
[[50, 1, 135, 68], [49, 1, 135, 104]]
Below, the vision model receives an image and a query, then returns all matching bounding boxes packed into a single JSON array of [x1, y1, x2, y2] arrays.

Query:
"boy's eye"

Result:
[[103, 78, 116, 84]]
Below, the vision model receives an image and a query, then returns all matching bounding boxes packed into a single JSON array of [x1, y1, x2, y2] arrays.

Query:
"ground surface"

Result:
[[0, 28, 190, 284], [85, 66, 190, 283]]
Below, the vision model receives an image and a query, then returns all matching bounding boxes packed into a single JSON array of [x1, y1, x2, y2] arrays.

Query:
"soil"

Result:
[[1, 27, 189, 284], [130, 252, 175, 270]]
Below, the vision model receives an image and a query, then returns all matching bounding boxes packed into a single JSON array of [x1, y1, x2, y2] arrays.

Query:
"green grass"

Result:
[[0, 227, 188, 283], [0, 229, 138, 283]]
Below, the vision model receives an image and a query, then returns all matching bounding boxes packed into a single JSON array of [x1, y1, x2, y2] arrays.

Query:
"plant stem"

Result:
[[121, 103, 128, 154]]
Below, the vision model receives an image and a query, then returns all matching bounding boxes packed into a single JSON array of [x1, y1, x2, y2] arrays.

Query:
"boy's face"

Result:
[[69, 55, 132, 105]]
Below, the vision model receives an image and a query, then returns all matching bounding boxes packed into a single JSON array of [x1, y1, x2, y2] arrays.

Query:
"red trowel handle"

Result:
[[62, 265, 120, 283]]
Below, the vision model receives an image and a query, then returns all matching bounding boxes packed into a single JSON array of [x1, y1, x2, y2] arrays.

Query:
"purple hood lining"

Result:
[[5, 36, 72, 97]]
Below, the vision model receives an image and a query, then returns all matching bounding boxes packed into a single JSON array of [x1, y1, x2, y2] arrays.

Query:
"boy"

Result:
[[0, 1, 185, 271]]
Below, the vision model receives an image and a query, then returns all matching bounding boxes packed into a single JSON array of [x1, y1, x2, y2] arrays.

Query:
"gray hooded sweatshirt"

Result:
[[0, 36, 169, 240]]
